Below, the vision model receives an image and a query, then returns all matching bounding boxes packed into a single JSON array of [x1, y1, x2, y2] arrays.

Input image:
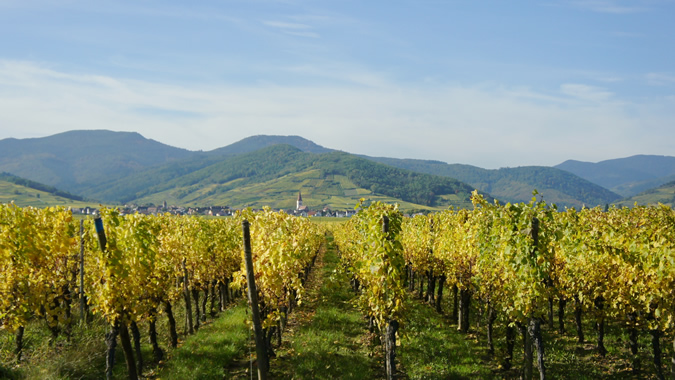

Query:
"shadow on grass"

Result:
[[425, 293, 670, 380], [0, 364, 21, 380], [157, 302, 249, 380], [399, 297, 495, 380]]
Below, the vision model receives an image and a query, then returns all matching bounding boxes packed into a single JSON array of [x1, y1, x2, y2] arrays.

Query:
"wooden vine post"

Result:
[[382, 215, 399, 380], [527, 217, 545, 380], [95, 216, 138, 380], [182, 258, 194, 335], [95, 217, 116, 380], [79, 219, 87, 324], [242, 220, 269, 380]]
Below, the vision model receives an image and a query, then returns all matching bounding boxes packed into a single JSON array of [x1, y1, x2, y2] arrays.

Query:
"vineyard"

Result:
[[0, 205, 323, 379], [1, 195, 675, 379]]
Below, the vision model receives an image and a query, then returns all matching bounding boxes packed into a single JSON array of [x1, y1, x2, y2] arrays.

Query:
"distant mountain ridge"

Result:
[[207, 135, 333, 156], [0, 172, 92, 208], [1, 130, 672, 209], [0, 130, 193, 195], [0, 131, 483, 210], [365, 157, 622, 209], [0, 172, 84, 201], [555, 155, 675, 197], [616, 180, 675, 208], [126, 144, 483, 210]]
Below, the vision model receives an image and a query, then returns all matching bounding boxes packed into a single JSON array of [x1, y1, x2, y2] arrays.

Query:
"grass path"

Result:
[[267, 237, 494, 379], [270, 239, 383, 379], [398, 296, 495, 379], [152, 237, 495, 379], [153, 301, 250, 380], [149, 236, 499, 379], [152, 238, 384, 379]]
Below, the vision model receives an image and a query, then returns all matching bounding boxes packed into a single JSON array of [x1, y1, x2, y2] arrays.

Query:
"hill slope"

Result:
[[124, 145, 484, 210], [0, 130, 194, 195], [555, 155, 675, 197], [0, 172, 92, 208], [0, 131, 337, 201], [1, 130, 646, 209], [615, 180, 675, 208], [207, 135, 333, 156], [367, 157, 621, 208]]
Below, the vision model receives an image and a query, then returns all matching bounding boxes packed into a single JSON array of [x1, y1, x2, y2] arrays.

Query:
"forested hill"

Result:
[[366, 157, 621, 209], [4, 130, 668, 210], [0, 172, 84, 201], [103, 144, 485, 210], [207, 135, 333, 156], [0, 130, 194, 195], [555, 155, 675, 197], [0, 172, 93, 207], [616, 180, 675, 208]]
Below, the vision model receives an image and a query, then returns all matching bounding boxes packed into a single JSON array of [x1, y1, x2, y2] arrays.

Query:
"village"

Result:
[[71, 191, 359, 218]]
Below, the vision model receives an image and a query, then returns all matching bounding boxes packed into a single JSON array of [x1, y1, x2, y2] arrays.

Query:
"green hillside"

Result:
[[207, 134, 333, 156], [555, 155, 675, 197], [84, 154, 223, 203], [0, 131, 340, 203], [135, 169, 455, 212], [1, 131, 646, 210], [0, 130, 194, 196], [0, 173, 94, 208], [126, 145, 482, 211], [615, 181, 675, 208], [366, 157, 621, 208]]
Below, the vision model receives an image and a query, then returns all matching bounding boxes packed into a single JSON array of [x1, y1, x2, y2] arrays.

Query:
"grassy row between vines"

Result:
[[0, 291, 249, 379], [407, 281, 675, 379]]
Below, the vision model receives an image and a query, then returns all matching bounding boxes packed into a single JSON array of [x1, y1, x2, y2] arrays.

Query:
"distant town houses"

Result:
[[70, 193, 358, 218], [71, 206, 98, 215]]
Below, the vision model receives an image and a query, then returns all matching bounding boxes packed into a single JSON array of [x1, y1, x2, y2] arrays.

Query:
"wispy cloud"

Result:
[[570, 0, 649, 13], [282, 63, 392, 88], [0, 60, 672, 168], [594, 76, 623, 83], [560, 83, 614, 102], [263, 21, 311, 30], [611, 31, 644, 37], [262, 20, 320, 38], [646, 72, 675, 86]]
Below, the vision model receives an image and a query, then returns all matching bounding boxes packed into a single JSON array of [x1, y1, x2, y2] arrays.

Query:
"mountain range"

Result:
[[555, 156, 675, 197], [0, 130, 673, 210]]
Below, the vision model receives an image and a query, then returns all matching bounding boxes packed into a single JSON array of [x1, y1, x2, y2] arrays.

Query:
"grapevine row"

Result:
[[0, 203, 324, 379], [401, 191, 675, 379], [333, 201, 406, 379]]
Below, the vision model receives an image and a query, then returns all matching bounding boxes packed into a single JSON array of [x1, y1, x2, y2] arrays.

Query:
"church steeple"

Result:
[[297, 191, 303, 210]]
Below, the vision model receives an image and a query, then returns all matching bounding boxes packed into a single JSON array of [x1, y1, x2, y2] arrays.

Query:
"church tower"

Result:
[[297, 191, 303, 210]]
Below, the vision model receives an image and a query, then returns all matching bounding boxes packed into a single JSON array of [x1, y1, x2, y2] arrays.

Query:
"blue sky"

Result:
[[1, 0, 674, 168]]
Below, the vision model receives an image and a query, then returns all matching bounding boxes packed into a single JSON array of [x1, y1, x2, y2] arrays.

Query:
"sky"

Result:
[[1, 0, 674, 169]]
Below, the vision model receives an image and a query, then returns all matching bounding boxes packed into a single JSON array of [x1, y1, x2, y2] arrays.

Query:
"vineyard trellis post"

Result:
[[242, 220, 269, 380], [382, 215, 399, 380], [528, 217, 545, 380], [79, 219, 87, 324], [95, 216, 116, 380]]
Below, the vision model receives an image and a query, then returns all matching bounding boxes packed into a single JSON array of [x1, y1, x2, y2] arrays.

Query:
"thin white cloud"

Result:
[[282, 63, 392, 88], [262, 20, 320, 38], [0, 60, 673, 168], [611, 31, 644, 38], [262, 21, 312, 30], [560, 83, 614, 102], [284, 30, 320, 38], [570, 0, 649, 13], [646, 72, 675, 86], [594, 76, 623, 83]]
